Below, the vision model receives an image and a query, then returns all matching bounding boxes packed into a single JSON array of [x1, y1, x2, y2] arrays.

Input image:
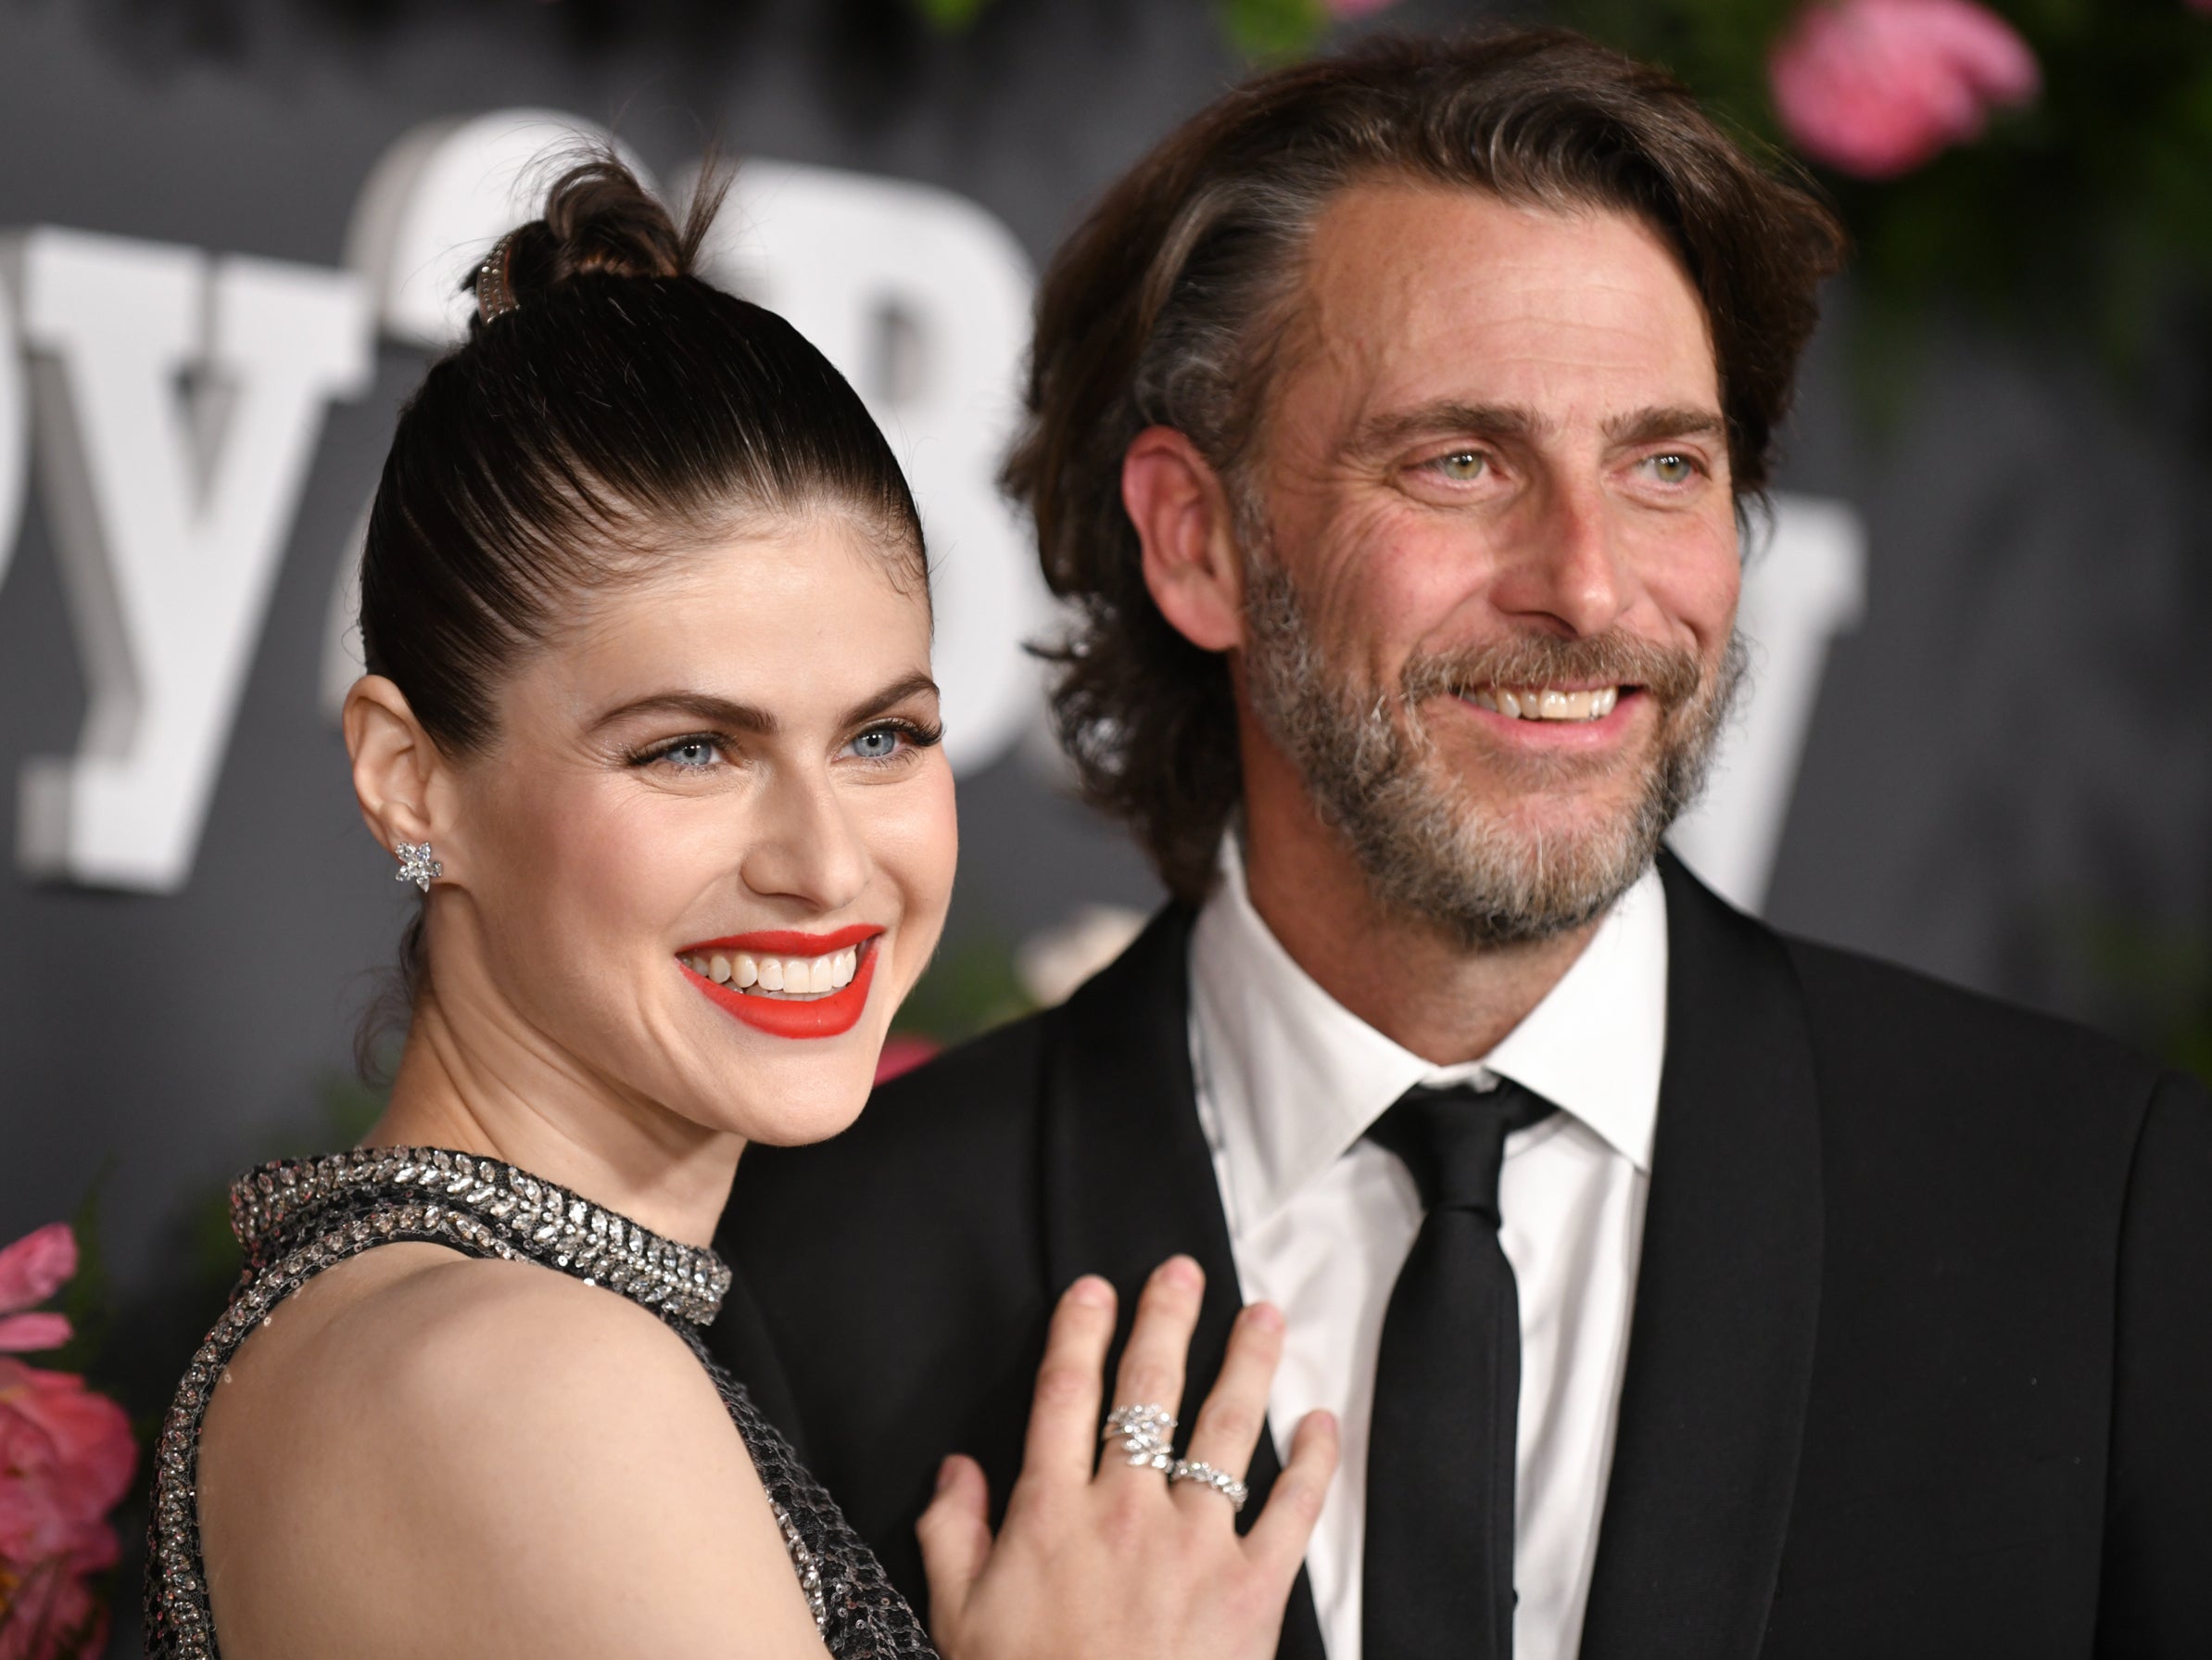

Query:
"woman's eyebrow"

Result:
[[589, 672, 940, 736], [835, 671, 941, 729], [589, 691, 778, 735]]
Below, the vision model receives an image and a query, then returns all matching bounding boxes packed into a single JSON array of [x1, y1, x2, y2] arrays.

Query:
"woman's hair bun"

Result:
[[474, 149, 719, 322]]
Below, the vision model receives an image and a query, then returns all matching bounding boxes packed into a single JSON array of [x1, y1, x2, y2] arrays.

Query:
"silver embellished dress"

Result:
[[146, 1147, 938, 1660]]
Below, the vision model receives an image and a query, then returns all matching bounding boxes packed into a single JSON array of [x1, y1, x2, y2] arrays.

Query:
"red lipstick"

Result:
[[677, 926, 884, 1040]]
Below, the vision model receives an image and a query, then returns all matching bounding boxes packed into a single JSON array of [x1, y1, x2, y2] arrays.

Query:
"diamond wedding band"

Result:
[[1169, 1458, 1249, 1512], [1102, 1402, 1178, 1471]]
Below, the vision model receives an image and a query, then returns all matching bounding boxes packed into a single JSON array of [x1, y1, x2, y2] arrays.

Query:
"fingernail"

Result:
[[1068, 1274, 1113, 1308], [1159, 1254, 1201, 1288], [936, 1456, 959, 1493], [1243, 1302, 1283, 1332]]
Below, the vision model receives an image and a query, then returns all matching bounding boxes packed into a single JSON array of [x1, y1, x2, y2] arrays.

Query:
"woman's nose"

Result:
[[737, 772, 871, 915]]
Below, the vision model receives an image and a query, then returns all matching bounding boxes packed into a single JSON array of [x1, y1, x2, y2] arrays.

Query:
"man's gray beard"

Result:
[[1240, 551, 1747, 950]]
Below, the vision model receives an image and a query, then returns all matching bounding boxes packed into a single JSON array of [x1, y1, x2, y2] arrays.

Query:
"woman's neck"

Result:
[[364, 991, 742, 1248]]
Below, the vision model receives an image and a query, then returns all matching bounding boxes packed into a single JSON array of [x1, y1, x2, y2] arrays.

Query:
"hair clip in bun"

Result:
[[475, 230, 521, 323]]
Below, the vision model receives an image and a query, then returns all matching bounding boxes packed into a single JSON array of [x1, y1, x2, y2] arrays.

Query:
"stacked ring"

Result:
[[1103, 1402, 1178, 1472], [1169, 1459, 1249, 1513]]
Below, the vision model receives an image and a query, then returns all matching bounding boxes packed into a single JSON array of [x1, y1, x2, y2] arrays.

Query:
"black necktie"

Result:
[[1363, 1078, 1556, 1660]]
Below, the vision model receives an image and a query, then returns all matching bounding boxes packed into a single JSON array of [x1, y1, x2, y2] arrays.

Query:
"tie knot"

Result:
[[1366, 1079, 1555, 1217]]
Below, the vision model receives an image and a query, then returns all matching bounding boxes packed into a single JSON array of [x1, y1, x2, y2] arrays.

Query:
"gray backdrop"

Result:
[[0, 3, 2206, 1648]]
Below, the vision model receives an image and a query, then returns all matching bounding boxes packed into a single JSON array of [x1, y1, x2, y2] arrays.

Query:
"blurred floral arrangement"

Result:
[[0, 1223, 135, 1660], [875, 904, 1148, 1080], [913, 0, 2212, 363], [1560, 0, 2212, 365]]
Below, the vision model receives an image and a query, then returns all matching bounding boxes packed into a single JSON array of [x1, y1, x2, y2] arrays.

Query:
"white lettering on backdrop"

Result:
[[1668, 492, 1867, 912], [0, 112, 1862, 910], [0, 266, 24, 603], [5, 229, 369, 891]]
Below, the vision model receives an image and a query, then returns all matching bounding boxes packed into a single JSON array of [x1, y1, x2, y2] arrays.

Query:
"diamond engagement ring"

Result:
[[1169, 1459, 1250, 1513], [1103, 1402, 1178, 1471]]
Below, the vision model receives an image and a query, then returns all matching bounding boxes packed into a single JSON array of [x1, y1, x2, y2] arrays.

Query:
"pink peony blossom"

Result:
[[0, 1555, 107, 1660], [0, 1228, 125, 1658], [874, 1033, 942, 1084], [0, 1362, 135, 1574], [0, 1228, 75, 1360], [0, 1323, 68, 1362], [1770, 0, 2041, 178], [0, 1233, 72, 1324]]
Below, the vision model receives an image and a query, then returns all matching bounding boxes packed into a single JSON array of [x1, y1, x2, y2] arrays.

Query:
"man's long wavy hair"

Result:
[[1004, 29, 1846, 906]]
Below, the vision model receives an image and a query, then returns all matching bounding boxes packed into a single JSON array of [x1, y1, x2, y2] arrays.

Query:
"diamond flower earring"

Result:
[[393, 841, 443, 893]]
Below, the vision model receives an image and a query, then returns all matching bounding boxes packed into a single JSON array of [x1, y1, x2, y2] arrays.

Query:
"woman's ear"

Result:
[[344, 675, 445, 860], [1123, 426, 1245, 653]]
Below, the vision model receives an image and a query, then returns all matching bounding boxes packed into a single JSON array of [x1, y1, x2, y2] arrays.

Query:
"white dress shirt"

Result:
[[1187, 845, 1668, 1660]]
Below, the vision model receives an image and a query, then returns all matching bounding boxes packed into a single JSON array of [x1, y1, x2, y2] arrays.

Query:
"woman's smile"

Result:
[[676, 925, 885, 1038]]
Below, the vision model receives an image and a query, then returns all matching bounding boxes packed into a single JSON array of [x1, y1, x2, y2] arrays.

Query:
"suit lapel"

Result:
[[1041, 905, 1327, 1660], [1578, 855, 1825, 1658]]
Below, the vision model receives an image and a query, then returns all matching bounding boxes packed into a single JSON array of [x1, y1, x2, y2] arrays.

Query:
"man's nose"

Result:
[[1490, 474, 1635, 639], [738, 771, 871, 916]]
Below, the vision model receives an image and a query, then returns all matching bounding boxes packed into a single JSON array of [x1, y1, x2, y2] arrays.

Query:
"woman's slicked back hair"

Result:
[[356, 152, 924, 1065]]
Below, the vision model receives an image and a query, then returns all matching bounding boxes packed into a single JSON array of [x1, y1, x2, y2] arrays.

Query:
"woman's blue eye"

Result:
[[662, 739, 719, 769], [849, 726, 903, 761]]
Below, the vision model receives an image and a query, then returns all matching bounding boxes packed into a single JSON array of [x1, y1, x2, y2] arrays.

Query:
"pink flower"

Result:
[[874, 1033, 942, 1084], [0, 1228, 74, 1360], [0, 1555, 107, 1660], [0, 1357, 134, 1658], [1770, 0, 2041, 178], [0, 1362, 135, 1572], [0, 1229, 132, 1658], [0, 1230, 72, 1318]]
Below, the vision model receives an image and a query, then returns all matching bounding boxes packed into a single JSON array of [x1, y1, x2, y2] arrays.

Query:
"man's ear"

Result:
[[344, 675, 449, 865], [1123, 426, 1245, 653]]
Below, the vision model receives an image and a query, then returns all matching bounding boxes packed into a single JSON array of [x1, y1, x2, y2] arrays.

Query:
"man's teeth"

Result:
[[679, 947, 861, 998], [1463, 685, 1622, 722]]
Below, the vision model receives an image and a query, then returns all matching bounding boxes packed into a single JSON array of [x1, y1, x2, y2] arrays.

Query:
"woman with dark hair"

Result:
[[143, 157, 1334, 1660]]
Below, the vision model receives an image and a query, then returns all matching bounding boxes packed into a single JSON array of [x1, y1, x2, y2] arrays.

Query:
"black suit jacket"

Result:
[[713, 856, 2212, 1656]]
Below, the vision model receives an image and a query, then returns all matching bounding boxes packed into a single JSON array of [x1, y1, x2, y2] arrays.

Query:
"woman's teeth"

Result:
[[679, 946, 861, 999], [1463, 684, 1623, 722]]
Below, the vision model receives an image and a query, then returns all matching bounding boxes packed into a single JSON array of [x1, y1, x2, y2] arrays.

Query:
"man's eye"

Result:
[[1431, 450, 1488, 482], [1646, 453, 1697, 485]]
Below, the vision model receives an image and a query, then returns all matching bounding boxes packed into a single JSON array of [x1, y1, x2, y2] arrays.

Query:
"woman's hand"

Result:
[[916, 1255, 1337, 1660]]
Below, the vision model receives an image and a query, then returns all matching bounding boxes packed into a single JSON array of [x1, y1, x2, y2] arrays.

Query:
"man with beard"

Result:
[[714, 31, 2211, 1660]]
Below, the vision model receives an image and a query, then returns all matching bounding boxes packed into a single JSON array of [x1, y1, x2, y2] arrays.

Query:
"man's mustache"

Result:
[[1399, 631, 1711, 710]]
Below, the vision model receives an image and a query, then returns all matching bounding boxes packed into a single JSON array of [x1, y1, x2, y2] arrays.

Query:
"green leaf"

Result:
[[43, 1165, 115, 1375], [1222, 0, 1331, 60], [909, 0, 996, 32], [892, 930, 1033, 1045]]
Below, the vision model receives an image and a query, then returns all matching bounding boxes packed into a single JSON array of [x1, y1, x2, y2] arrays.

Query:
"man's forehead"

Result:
[[1285, 179, 1721, 425]]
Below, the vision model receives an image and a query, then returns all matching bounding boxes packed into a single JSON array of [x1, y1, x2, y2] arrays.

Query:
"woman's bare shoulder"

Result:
[[197, 1246, 827, 1660]]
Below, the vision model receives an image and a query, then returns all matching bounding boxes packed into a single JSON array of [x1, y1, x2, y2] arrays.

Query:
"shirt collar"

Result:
[[1188, 842, 1667, 1231]]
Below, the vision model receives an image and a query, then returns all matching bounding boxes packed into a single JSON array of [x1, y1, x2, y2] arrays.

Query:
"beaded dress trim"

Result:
[[145, 1146, 936, 1660]]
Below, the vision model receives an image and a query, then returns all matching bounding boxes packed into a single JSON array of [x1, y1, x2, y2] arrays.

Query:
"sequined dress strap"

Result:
[[145, 1147, 936, 1660]]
